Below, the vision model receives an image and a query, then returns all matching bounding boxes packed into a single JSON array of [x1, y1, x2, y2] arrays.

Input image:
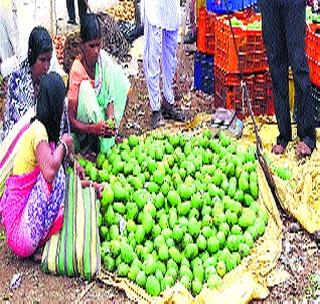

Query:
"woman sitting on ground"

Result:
[[0, 26, 62, 141], [68, 13, 130, 154], [0, 72, 73, 258]]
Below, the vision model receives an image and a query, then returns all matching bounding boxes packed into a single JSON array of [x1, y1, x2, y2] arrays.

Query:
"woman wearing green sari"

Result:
[[68, 13, 130, 154]]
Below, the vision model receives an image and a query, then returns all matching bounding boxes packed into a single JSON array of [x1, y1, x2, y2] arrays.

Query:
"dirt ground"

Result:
[[0, 47, 319, 303], [0, 213, 319, 304]]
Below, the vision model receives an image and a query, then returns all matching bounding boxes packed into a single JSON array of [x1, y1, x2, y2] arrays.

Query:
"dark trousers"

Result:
[[258, 0, 316, 149], [67, 0, 87, 23]]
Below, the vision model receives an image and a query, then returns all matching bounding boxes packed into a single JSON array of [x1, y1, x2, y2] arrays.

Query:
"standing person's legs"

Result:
[[259, 0, 291, 153], [185, 0, 196, 43], [78, 0, 87, 23], [66, 0, 76, 24], [162, 29, 179, 106], [143, 18, 164, 128], [283, 0, 316, 155], [189, 0, 196, 35], [161, 28, 185, 121]]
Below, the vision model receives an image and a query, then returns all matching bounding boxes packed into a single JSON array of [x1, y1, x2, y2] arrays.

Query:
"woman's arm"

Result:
[[67, 59, 115, 138], [68, 97, 97, 134], [68, 98, 115, 137], [106, 101, 115, 120], [36, 134, 73, 183]]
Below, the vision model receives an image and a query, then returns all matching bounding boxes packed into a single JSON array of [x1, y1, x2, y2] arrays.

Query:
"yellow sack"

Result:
[[242, 120, 320, 234]]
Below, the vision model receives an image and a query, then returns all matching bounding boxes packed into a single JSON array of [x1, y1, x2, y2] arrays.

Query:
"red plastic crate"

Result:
[[197, 8, 217, 55], [214, 13, 268, 74], [306, 23, 320, 62], [308, 56, 320, 87], [306, 23, 320, 87], [214, 66, 274, 116]]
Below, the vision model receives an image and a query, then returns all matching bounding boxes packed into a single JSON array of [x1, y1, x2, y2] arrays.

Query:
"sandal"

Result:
[[295, 141, 312, 158], [272, 144, 286, 155], [161, 104, 186, 122]]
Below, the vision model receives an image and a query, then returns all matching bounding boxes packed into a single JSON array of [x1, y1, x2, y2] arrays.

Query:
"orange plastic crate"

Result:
[[306, 23, 320, 62], [308, 56, 320, 87], [214, 65, 274, 116], [306, 23, 320, 87], [214, 13, 268, 74], [197, 8, 217, 55]]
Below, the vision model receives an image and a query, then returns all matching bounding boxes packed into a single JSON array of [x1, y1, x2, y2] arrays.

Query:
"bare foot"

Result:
[[272, 144, 285, 155], [295, 141, 312, 158]]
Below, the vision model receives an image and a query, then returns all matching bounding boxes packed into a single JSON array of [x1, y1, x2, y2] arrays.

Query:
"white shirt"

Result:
[[141, 0, 181, 31], [0, 0, 65, 78]]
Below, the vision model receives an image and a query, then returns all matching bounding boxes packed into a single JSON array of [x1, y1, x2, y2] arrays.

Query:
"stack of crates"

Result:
[[194, 8, 216, 95], [212, 8, 273, 116], [214, 11, 268, 74], [194, 1, 258, 95], [194, 0, 273, 117], [306, 23, 320, 125]]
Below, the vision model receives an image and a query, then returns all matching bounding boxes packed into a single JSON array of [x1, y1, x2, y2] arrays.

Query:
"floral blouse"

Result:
[[0, 59, 38, 141]]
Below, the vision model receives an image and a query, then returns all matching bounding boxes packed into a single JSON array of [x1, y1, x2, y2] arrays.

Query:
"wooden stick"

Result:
[[83, 0, 92, 13], [76, 281, 95, 303]]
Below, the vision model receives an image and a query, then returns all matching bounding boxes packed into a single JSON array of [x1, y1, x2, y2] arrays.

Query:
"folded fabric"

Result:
[[41, 169, 101, 280]]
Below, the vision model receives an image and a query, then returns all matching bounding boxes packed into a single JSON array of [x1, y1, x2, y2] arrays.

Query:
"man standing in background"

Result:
[[142, 0, 186, 129], [258, 0, 316, 157], [66, 0, 87, 25]]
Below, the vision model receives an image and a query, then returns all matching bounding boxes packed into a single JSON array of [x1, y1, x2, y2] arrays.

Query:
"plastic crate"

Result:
[[306, 23, 320, 87], [214, 66, 274, 116], [306, 23, 320, 62], [196, 0, 206, 18], [242, 0, 258, 10], [214, 13, 268, 74], [197, 8, 216, 55], [308, 56, 320, 87], [194, 51, 215, 95], [206, 0, 257, 14]]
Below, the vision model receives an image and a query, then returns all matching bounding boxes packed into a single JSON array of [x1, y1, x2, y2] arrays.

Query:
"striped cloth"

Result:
[[41, 168, 101, 280]]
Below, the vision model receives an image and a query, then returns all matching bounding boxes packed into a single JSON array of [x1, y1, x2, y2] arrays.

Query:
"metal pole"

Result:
[[49, 0, 55, 35], [176, 0, 192, 87], [134, 0, 141, 26]]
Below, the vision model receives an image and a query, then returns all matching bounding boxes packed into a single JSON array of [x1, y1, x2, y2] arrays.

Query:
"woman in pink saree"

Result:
[[0, 72, 73, 258]]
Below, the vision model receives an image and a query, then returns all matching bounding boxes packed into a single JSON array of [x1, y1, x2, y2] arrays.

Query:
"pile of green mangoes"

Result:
[[79, 130, 268, 297]]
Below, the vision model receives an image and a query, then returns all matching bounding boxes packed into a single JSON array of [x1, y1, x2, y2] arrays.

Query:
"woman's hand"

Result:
[[37, 135, 73, 183], [60, 133, 74, 157], [105, 101, 115, 120], [81, 180, 103, 198], [75, 161, 85, 180], [94, 120, 116, 138]]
